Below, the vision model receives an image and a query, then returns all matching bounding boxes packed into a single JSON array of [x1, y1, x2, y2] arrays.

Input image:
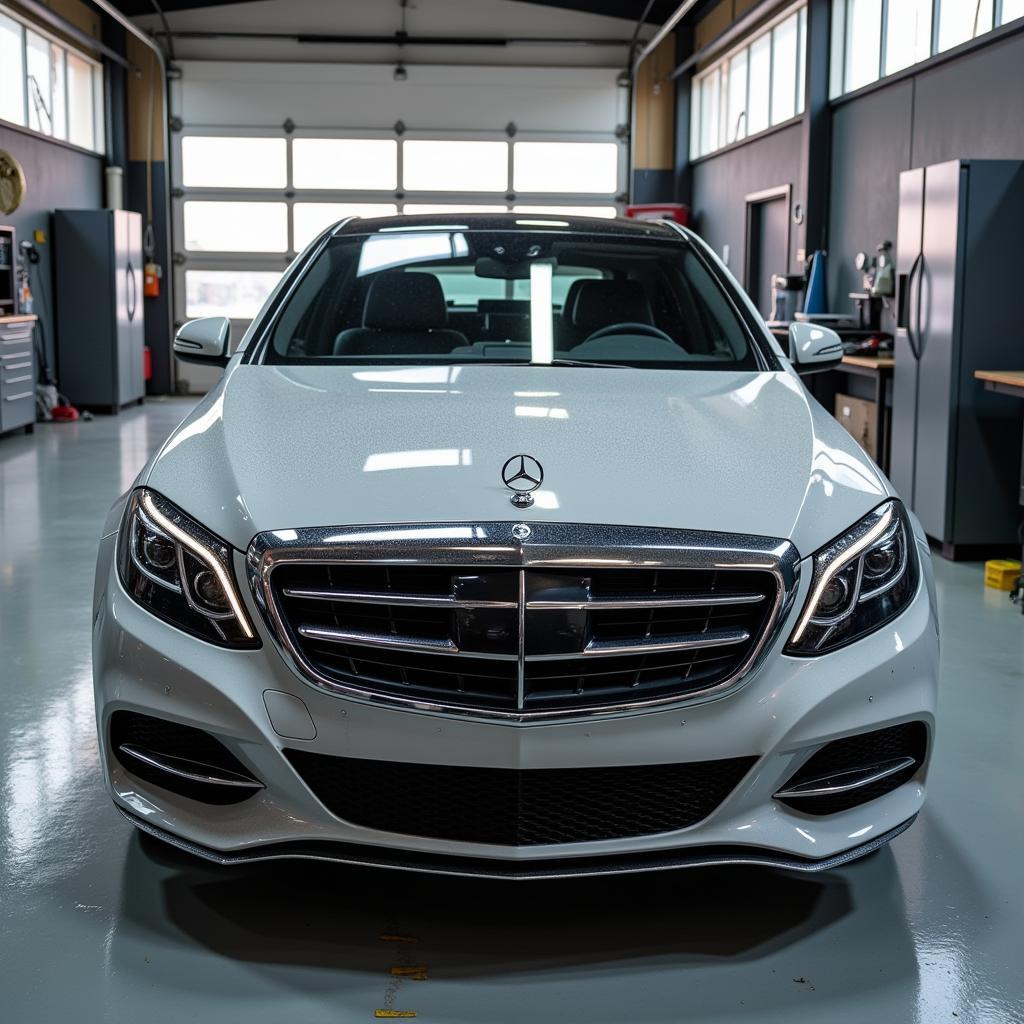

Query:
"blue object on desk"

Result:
[[803, 250, 828, 315]]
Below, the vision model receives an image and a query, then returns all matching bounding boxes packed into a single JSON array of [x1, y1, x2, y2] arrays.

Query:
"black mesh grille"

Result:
[[109, 711, 259, 805], [284, 750, 758, 845], [272, 563, 777, 713], [777, 722, 928, 815]]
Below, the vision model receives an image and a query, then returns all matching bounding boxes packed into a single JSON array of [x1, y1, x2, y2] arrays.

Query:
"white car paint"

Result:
[[93, 216, 938, 877]]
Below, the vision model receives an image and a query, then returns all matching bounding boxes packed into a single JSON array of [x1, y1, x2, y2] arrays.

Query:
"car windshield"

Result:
[[262, 225, 764, 370]]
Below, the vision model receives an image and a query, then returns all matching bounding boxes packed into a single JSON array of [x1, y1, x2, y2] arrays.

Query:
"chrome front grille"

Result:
[[248, 523, 799, 720]]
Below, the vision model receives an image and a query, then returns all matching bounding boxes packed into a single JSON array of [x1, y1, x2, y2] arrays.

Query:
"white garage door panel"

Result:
[[174, 62, 622, 132]]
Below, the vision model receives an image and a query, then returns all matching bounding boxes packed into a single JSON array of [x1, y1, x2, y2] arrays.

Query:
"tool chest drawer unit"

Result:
[[0, 315, 37, 437]]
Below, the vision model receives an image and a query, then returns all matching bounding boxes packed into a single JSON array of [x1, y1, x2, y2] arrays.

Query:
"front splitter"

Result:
[[116, 804, 917, 880]]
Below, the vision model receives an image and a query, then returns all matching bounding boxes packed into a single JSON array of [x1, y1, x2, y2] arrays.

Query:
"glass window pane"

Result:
[[403, 140, 508, 192], [185, 270, 281, 320], [885, 0, 933, 74], [797, 7, 807, 112], [183, 201, 288, 252], [292, 138, 397, 190], [747, 34, 771, 135], [726, 49, 748, 145], [293, 203, 398, 249], [404, 204, 507, 214], [432, 266, 507, 307], [51, 46, 66, 140], [0, 13, 25, 126], [700, 67, 721, 155], [830, 0, 847, 98], [181, 137, 287, 188], [1002, 0, 1024, 24], [690, 79, 701, 157], [513, 142, 618, 193], [26, 31, 54, 135], [513, 205, 618, 218], [771, 14, 799, 125], [66, 53, 94, 150], [937, 0, 993, 51], [845, 0, 883, 92]]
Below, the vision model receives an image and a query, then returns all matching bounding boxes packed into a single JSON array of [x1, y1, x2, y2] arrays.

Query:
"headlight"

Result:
[[117, 489, 259, 648], [786, 499, 918, 655]]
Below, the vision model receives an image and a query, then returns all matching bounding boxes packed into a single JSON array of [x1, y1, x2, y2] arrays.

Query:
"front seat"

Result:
[[571, 279, 654, 340], [334, 271, 468, 356]]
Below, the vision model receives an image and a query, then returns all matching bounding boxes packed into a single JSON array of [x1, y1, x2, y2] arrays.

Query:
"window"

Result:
[[884, 0, 933, 74], [294, 203, 398, 249], [0, 7, 102, 152], [689, 2, 806, 160], [513, 142, 618, 194], [183, 201, 288, 252], [292, 139, 398, 190], [403, 140, 508, 192], [181, 137, 287, 188], [832, 0, 1009, 98], [404, 204, 507, 215], [0, 12, 24, 126], [513, 205, 618, 218], [185, 270, 281, 319]]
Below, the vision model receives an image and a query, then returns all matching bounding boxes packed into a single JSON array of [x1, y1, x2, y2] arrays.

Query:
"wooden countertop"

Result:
[[975, 369, 1024, 392], [841, 354, 894, 370], [0, 314, 38, 324]]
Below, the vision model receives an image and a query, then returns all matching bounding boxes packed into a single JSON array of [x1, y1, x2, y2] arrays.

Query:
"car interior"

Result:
[[268, 234, 757, 368]]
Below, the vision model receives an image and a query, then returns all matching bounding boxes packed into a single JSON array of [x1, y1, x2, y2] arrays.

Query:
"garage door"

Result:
[[169, 61, 627, 391]]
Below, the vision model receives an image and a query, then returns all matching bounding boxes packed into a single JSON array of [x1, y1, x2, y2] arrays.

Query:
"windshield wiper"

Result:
[[543, 358, 635, 369]]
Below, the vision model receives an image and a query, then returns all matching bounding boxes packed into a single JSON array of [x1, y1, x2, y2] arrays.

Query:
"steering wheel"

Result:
[[583, 322, 676, 344]]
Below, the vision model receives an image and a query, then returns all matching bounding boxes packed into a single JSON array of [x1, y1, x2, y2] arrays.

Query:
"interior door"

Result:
[[890, 167, 925, 501], [745, 191, 790, 318], [912, 160, 964, 541]]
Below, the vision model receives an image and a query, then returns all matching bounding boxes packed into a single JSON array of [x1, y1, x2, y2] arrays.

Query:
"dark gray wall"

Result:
[[829, 29, 1024, 326], [690, 122, 805, 286], [0, 124, 103, 374]]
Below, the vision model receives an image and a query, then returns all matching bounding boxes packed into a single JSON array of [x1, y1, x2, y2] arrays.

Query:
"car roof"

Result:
[[330, 211, 681, 240]]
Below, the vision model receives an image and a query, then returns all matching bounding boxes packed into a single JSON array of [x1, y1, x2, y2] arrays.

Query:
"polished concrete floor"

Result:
[[1, 397, 1023, 1023]]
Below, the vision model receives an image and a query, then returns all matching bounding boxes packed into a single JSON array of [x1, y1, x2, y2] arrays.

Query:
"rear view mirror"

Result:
[[788, 322, 843, 374], [174, 316, 231, 367]]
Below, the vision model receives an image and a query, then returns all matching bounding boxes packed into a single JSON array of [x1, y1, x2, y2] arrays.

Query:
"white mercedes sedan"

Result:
[[93, 214, 938, 878]]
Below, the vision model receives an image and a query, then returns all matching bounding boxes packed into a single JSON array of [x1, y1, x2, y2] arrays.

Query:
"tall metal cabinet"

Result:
[[54, 209, 145, 412], [892, 159, 1024, 558]]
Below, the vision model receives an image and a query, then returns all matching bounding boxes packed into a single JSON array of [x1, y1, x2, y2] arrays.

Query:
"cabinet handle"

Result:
[[126, 261, 137, 323]]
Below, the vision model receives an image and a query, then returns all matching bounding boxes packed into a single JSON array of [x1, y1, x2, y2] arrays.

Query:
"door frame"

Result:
[[743, 184, 792, 305]]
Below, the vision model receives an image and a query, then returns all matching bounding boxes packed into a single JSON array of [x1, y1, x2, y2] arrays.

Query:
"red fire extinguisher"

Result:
[[144, 261, 161, 298]]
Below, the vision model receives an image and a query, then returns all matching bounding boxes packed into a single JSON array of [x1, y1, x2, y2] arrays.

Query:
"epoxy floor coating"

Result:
[[1, 398, 1023, 1023]]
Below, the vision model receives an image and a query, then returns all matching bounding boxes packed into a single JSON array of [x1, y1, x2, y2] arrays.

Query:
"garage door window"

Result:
[[403, 140, 509, 192], [182, 137, 287, 188], [292, 139, 398, 190], [183, 201, 289, 253], [185, 270, 281, 319], [294, 203, 399, 249], [512, 142, 618, 194]]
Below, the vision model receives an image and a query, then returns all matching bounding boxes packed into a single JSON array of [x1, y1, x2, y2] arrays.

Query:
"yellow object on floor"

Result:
[[984, 559, 1021, 591]]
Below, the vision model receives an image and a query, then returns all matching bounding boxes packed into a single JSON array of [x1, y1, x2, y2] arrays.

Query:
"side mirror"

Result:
[[174, 316, 231, 367], [788, 322, 843, 374]]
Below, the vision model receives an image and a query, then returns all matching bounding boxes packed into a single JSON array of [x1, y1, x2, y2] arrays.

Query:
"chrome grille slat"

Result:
[[248, 522, 800, 721], [283, 587, 518, 610]]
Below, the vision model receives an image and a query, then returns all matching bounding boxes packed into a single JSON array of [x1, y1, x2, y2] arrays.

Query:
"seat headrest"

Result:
[[363, 272, 449, 330], [560, 278, 588, 323], [572, 280, 654, 333]]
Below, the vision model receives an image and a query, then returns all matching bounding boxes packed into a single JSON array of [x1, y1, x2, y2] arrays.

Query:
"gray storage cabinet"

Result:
[[0, 316, 37, 436], [54, 209, 144, 411], [891, 159, 1024, 557]]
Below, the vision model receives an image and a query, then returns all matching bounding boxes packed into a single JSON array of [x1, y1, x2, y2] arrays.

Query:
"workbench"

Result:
[[975, 370, 1024, 506], [0, 315, 37, 437]]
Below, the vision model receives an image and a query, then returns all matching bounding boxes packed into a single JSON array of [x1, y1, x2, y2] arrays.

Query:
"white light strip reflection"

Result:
[[141, 492, 255, 639], [790, 504, 894, 644], [529, 262, 554, 365]]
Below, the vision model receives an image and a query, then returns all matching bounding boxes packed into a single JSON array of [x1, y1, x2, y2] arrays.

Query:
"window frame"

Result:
[[689, 1, 807, 161], [171, 124, 626, 341], [0, 2, 104, 154]]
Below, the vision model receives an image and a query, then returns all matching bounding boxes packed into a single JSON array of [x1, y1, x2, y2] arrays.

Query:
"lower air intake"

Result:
[[284, 751, 757, 845], [776, 722, 928, 815]]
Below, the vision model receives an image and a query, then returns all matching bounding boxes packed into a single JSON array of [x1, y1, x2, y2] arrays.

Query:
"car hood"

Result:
[[144, 363, 890, 557]]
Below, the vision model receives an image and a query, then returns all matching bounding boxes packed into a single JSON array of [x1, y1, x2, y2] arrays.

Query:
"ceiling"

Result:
[[101, 0, 680, 24]]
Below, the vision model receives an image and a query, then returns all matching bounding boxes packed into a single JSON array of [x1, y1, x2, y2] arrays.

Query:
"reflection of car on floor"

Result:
[[93, 213, 938, 879]]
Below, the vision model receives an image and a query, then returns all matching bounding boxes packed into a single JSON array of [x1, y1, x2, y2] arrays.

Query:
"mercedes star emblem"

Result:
[[501, 454, 543, 509]]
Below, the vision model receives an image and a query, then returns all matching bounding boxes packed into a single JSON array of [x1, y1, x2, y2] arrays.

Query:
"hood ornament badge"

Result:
[[501, 454, 543, 509]]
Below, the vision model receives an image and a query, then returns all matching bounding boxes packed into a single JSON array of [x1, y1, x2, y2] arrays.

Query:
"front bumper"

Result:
[[92, 531, 939, 874]]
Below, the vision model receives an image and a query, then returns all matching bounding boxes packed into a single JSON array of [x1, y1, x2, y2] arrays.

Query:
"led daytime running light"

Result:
[[140, 492, 255, 640]]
